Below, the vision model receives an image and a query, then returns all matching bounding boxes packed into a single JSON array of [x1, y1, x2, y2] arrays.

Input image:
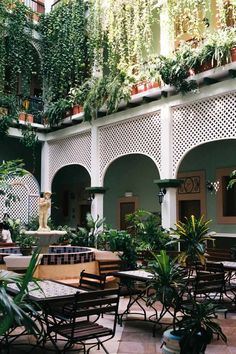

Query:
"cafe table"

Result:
[[112, 269, 158, 326]]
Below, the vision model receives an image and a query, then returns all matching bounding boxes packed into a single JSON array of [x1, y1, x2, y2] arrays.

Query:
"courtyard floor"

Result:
[[3, 297, 236, 354]]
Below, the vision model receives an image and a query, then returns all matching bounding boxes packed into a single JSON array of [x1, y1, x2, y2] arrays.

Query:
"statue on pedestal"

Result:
[[38, 191, 52, 232]]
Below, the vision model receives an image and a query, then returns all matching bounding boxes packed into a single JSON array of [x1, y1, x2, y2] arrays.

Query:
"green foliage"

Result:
[[16, 232, 37, 248], [57, 225, 88, 247], [0, 115, 14, 137], [0, 160, 27, 208], [4, 217, 21, 242], [45, 98, 72, 127], [39, 0, 91, 102], [1, 0, 38, 96], [170, 215, 213, 267], [126, 209, 170, 251], [147, 250, 185, 307], [25, 216, 55, 232], [98, 228, 137, 270], [0, 249, 42, 337], [178, 301, 227, 354], [228, 169, 236, 189]]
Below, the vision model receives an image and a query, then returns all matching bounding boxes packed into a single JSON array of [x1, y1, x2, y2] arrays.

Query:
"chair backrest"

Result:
[[194, 271, 225, 298], [196, 261, 224, 274], [206, 248, 231, 262], [98, 259, 122, 276], [79, 270, 106, 291], [72, 288, 120, 332]]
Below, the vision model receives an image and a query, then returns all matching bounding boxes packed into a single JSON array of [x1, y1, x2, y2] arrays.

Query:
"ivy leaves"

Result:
[[39, 0, 91, 102]]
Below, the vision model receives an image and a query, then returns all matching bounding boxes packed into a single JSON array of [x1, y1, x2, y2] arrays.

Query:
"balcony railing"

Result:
[[23, 0, 45, 14]]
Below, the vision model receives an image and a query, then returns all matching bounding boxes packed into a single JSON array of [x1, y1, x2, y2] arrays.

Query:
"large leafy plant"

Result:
[[98, 227, 137, 270], [126, 209, 170, 251], [178, 301, 227, 354], [170, 215, 213, 267], [0, 249, 42, 338], [147, 250, 185, 308]]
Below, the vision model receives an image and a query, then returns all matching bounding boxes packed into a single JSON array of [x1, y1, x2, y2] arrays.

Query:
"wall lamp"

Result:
[[158, 188, 166, 205], [85, 186, 107, 203], [206, 180, 219, 194]]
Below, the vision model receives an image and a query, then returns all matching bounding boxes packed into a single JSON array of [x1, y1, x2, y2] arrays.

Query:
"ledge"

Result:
[[85, 187, 107, 194], [154, 179, 183, 188]]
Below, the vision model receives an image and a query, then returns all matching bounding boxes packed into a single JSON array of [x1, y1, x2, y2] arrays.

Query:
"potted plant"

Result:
[[169, 215, 214, 268], [177, 301, 227, 354], [16, 232, 37, 256]]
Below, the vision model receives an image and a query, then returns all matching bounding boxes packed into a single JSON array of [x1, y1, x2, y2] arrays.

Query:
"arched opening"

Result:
[[177, 139, 236, 247], [103, 154, 160, 229], [51, 165, 91, 228]]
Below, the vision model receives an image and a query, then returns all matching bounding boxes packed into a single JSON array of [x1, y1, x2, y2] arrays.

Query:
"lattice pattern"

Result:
[[0, 173, 40, 224], [172, 92, 236, 176], [99, 112, 161, 181], [48, 132, 91, 186]]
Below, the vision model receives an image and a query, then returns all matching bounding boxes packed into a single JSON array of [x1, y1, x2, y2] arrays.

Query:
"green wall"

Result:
[[0, 135, 41, 184], [51, 165, 90, 228], [179, 139, 236, 247], [104, 154, 160, 228]]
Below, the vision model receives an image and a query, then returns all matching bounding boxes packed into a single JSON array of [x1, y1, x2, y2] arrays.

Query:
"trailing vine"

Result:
[[39, 0, 92, 103], [2, 0, 38, 96], [167, 0, 211, 40], [89, 0, 158, 75], [20, 124, 39, 173]]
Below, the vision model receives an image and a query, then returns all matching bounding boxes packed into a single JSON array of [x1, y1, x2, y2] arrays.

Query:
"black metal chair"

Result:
[[44, 288, 120, 354], [79, 270, 107, 291]]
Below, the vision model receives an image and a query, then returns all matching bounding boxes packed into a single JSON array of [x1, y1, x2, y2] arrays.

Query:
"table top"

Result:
[[220, 261, 236, 270], [115, 269, 153, 281], [7, 279, 83, 301]]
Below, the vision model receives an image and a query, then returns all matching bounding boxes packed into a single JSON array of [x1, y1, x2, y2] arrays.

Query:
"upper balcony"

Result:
[[23, 0, 45, 15]]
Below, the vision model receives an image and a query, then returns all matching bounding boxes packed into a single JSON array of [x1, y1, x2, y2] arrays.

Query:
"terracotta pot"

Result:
[[25, 114, 33, 123], [131, 85, 138, 95], [72, 105, 81, 115], [19, 113, 26, 121], [152, 81, 160, 88], [20, 247, 32, 256], [137, 81, 147, 93], [231, 47, 236, 62]]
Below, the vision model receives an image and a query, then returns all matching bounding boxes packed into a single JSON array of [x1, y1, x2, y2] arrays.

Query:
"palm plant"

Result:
[[0, 249, 42, 338], [170, 215, 213, 267], [147, 250, 185, 308], [178, 301, 227, 354]]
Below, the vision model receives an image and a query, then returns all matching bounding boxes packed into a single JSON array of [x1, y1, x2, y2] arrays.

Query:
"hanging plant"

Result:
[[167, 0, 211, 40], [89, 0, 158, 76], [216, 0, 236, 28], [39, 0, 92, 103], [20, 124, 39, 173]]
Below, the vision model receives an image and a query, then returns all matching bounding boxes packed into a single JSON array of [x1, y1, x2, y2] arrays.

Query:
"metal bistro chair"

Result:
[[45, 288, 120, 354]]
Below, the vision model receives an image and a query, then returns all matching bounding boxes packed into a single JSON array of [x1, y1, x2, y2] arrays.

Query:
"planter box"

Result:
[[131, 81, 160, 95]]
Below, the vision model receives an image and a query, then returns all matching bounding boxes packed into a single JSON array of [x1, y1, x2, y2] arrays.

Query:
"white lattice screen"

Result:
[[172, 91, 236, 176], [0, 173, 40, 224], [99, 111, 161, 182], [48, 132, 92, 186]]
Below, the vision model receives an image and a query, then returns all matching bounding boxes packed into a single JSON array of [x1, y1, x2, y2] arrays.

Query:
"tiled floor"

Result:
[[3, 297, 236, 353]]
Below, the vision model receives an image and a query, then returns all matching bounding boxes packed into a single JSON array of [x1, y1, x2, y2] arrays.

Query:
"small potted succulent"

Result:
[[16, 232, 37, 256]]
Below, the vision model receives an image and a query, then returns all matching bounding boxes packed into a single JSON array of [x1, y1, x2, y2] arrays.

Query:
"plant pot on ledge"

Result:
[[19, 113, 34, 123], [20, 247, 32, 256], [72, 105, 83, 115], [231, 47, 236, 62]]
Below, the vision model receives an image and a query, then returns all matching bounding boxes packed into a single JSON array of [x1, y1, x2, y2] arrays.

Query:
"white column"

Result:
[[90, 125, 104, 221], [160, 104, 177, 229], [159, 0, 174, 56], [40, 141, 50, 192]]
